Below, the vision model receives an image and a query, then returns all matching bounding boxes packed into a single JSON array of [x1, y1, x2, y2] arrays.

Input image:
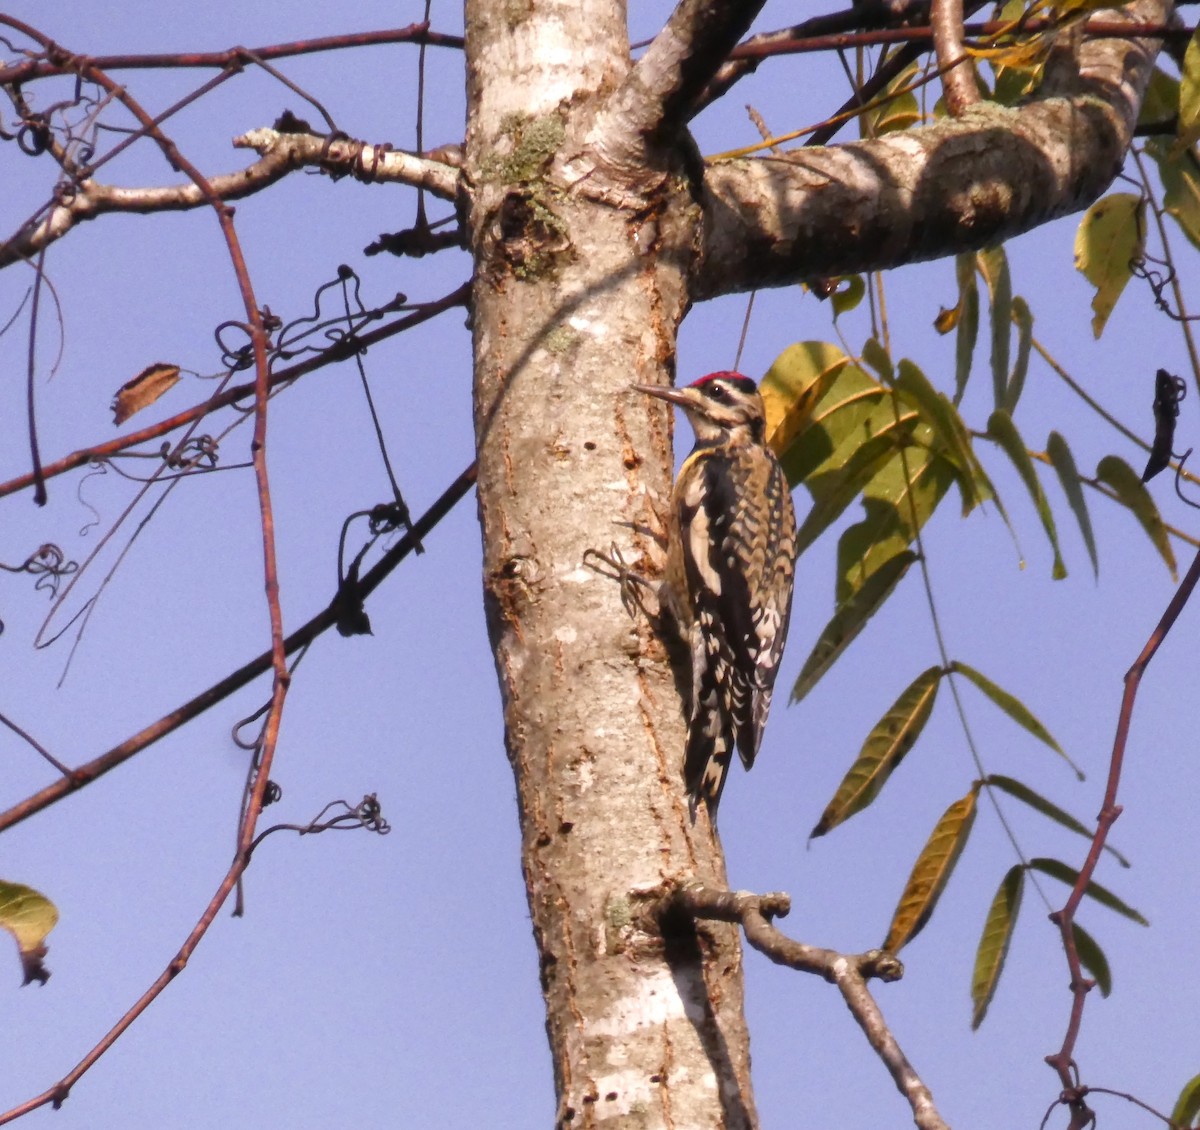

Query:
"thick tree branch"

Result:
[[665, 881, 949, 1130], [561, 0, 767, 199], [1, 154, 292, 269], [695, 0, 1168, 297]]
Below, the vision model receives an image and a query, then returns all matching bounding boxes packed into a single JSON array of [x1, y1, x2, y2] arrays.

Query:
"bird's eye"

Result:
[[704, 383, 726, 400]]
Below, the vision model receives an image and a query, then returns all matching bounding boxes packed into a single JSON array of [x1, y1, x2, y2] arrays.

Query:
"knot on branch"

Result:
[[857, 948, 905, 983], [662, 879, 791, 923]]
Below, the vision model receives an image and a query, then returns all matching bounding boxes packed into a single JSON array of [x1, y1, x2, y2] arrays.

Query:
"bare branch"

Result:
[[710, 13, 1185, 69], [1044, 543, 1200, 1115], [0, 155, 290, 269], [696, 1, 933, 113], [0, 781, 381, 1128], [233, 127, 461, 197], [0, 133, 460, 269], [696, 0, 1168, 298], [665, 881, 949, 1130], [0, 22, 463, 86], [931, 0, 979, 116]]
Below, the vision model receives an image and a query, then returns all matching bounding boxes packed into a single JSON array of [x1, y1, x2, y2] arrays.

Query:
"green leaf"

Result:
[[1003, 296, 1032, 413], [1145, 138, 1200, 253], [950, 662, 1081, 778], [1073, 193, 1145, 338], [792, 551, 917, 701], [990, 50, 1044, 106], [883, 787, 978, 952], [761, 340, 853, 458], [1138, 66, 1179, 130], [894, 359, 994, 515], [934, 254, 980, 405], [811, 666, 941, 837], [795, 424, 915, 555], [1181, 27, 1200, 148], [861, 62, 921, 136], [836, 440, 957, 603], [984, 0, 1049, 97], [983, 775, 1128, 866], [971, 864, 1024, 1028], [1095, 454, 1178, 581], [1028, 858, 1149, 925], [954, 253, 980, 404], [769, 354, 887, 488], [1171, 1072, 1200, 1128], [1071, 921, 1112, 998], [0, 880, 59, 985], [1045, 431, 1098, 579], [830, 275, 866, 318], [987, 409, 1067, 579], [976, 247, 1012, 409], [861, 336, 894, 381]]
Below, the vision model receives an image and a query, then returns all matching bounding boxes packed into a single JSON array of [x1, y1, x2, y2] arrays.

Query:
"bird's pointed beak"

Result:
[[632, 382, 692, 409]]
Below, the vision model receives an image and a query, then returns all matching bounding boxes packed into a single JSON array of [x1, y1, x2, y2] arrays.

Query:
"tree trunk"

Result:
[[462, 0, 1168, 1125], [464, 2, 756, 1126]]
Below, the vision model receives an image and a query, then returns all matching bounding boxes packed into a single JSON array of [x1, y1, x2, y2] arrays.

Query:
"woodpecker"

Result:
[[634, 372, 797, 818]]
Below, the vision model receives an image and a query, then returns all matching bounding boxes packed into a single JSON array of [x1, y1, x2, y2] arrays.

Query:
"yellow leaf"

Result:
[[760, 341, 851, 454], [1073, 194, 1145, 338], [0, 880, 59, 985], [883, 788, 978, 952], [1139, 66, 1179, 130], [934, 305, 959, 334], [861, 62, 922, 137], [1145, 139, 1200, 253], [1096, 454, 1177, 581]]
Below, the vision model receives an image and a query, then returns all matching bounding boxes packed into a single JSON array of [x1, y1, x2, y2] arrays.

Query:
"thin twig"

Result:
[[25, 242, 48, 505], [0, 38, 289, 1124], [1131, 146, 1200, 392], [0, 463, 477, 835], [0, 21, 463, 86], [0, 284, 470, 502], [0, 711, 70, 776]]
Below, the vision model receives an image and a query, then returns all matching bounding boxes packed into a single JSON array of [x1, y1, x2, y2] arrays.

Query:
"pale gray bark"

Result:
[[464, 2, 759, 1126]]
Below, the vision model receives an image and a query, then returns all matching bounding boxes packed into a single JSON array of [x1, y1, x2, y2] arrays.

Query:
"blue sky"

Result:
[[2, 2, 1198, 1128]]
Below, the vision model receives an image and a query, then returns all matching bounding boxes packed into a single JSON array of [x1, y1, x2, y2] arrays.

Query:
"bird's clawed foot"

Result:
[[583, 543, 661, 621]]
